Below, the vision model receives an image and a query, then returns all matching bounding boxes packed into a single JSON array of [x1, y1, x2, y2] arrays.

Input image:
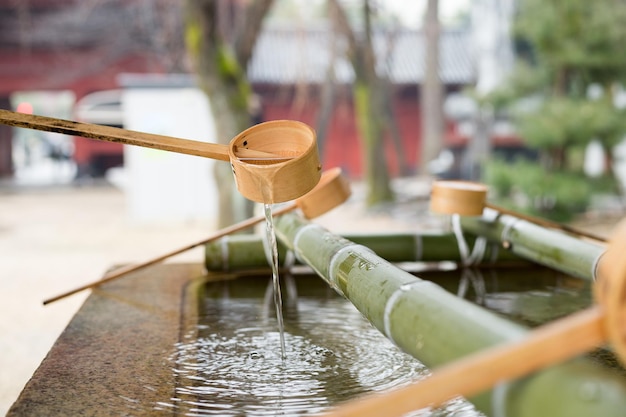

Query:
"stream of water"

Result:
[[264, 203, 287, 359]]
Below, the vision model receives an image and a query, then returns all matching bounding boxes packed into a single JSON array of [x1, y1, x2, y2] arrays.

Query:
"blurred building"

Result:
[[248, 27, 475, 177], [0, 0, 184, 178], [0, 0, 479, 179]]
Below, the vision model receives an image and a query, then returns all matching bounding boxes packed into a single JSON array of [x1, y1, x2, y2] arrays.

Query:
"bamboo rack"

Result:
[[270, 212, 626, 417]]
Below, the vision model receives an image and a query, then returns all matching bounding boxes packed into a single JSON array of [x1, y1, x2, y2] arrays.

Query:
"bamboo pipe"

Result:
[[204, 233, 525, 271], [320, 219, 626, 417], [0, 110, 322, 203], [42, 168, 350, 305], [274, 212, 626, 416], [460, 212, 605, 281], [431, 180, 607, 243], [320, 307, 605, 417]]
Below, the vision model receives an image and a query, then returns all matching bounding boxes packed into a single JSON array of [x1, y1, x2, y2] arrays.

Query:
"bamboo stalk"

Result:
[[461, 211, 606, 281], [321, 306, 605, 417], [485, 203, 606, 243], [204, 232, 524, 271], [273, 212, 626, 417], [430, 181, 606, 242], [323, 217, 626, 417]]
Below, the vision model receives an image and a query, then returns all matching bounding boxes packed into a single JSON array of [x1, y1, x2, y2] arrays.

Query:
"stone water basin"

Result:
[[7, 261, 620, 416]]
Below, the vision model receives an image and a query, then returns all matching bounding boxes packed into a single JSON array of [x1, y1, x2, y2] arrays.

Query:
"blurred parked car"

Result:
[[73, 90, 124, 178]]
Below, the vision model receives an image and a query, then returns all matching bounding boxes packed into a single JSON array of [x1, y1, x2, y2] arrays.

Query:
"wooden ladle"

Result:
[[430, 180, 606, 243], [0, 109, 321, 203], [43, 168, 350, 305]]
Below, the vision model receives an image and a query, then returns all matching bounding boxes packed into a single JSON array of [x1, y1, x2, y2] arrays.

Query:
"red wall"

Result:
[[261, 92, 456, 178]]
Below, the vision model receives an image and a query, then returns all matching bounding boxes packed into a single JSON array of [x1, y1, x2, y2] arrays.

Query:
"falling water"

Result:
[[264, 203, 286, 359]]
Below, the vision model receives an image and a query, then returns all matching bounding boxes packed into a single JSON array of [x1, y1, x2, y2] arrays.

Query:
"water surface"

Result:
[[164, 274, 482, 416]]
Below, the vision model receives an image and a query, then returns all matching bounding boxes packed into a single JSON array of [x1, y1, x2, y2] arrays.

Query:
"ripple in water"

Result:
[[160, 277, 482, 417]]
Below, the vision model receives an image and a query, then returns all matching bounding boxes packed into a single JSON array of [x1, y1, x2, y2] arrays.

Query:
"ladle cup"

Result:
[[0, 109, 321, 203], [43, 168, 350, 305], [229, 120, 322, 203]]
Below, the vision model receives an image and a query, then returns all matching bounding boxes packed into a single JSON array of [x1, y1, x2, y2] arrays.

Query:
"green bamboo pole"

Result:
[[204, 232, 524, 271], [271, 212, 626, 417], [460, 211, 605, 281], [205, 234, 289, 271]]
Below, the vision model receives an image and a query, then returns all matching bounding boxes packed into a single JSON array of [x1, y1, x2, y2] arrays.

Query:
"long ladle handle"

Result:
[[42, 203, 297, 305], [0, 109, 282, 161], [322, 306, 605, 417]]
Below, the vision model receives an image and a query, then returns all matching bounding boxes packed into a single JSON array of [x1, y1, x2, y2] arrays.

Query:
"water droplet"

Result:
[[357, 260, 376, 271], [249, 351, 263, 360]]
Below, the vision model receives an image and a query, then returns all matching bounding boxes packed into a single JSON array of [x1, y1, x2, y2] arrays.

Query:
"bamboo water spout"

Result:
[[431, 180, 607, 281], [0, 109, 321, 203], [273, 213, 626, 417], [43, 168, 350, 305], [460, 211, 605, 281], [319, 219, 626, 417]]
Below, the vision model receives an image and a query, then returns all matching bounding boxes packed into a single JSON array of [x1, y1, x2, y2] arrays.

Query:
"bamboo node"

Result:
[[595, 218, 626, 365]]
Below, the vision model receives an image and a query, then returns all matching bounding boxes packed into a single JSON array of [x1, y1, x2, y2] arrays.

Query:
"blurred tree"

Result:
[[328, 0, 394, 206], [184, 0, 274, 227], [484, 0, 626, 220]]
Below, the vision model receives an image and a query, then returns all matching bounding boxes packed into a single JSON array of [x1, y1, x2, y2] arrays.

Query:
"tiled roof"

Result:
[[248, 28, 475, 85]]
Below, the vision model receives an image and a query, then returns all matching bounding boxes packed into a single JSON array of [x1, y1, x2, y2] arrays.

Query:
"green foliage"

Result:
[[514, 97, 626, 151], [485, 159, 594, 221], [480, 62, 550, 109], [481, 0, 626, 220], [515, 0, 626, 87]]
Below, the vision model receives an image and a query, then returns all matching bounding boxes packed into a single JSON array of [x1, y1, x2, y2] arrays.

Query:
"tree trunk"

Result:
[[315, 62, 337, 158], [420, 0, 444, 175], [328, 0, 393, 205], [354, 79, 394, 205], [381, 79, 409, 176], [184, 0, 273, 227]]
